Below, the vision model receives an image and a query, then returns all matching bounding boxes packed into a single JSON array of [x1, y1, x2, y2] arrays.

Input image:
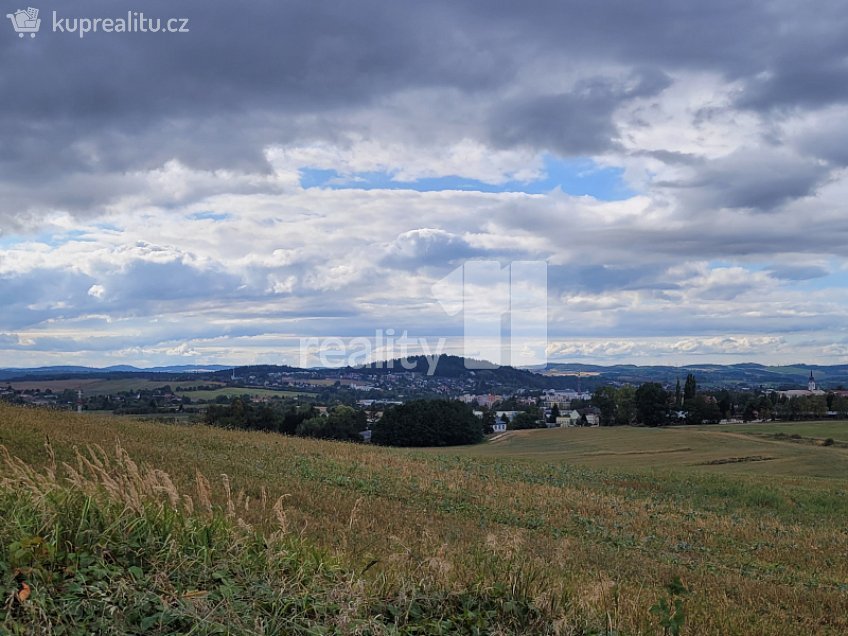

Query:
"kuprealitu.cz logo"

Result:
[[6, 6, 190, 39], [6, 7, 41, 38]]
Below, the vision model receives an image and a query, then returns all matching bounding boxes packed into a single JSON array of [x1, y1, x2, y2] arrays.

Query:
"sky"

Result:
[[2, 0, 848, 368]]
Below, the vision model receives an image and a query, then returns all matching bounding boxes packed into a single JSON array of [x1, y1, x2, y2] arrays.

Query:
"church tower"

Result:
[[808, 370, 816, 392]]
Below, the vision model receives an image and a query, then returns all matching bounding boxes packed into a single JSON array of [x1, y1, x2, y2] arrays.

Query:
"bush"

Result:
[[371, 399, 484, 447]]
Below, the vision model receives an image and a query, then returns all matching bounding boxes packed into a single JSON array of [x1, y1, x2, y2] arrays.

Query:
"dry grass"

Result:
[[1, 404, 847, 634]]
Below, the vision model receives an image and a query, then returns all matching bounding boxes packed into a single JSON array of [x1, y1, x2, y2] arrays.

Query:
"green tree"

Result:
[[371, 400, 483, 447], [614, 385, 637, 426], [716, 390, 732, 419], [592, 386, 617, 426], [831, 394, 848, 417], [548, 403, 561, 424], [296, 406, 365, 441], [635, 383, 669, 426], [482, 408, 496, 434], [683, 374, 697, 401], [684, 395, 721, 425], [509, 411, 544, 430], [756, 395, 773, 421], [808, 395, 828, 418]]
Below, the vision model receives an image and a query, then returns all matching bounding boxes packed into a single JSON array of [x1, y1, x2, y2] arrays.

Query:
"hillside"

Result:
[[6, 358, 848, 391], [543, 362, 848, 389], [1, 405, 846, 634]]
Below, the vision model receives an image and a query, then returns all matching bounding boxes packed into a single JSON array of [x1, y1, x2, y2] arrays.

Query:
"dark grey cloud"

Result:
[[488, 70, 671, 155], [4, 1, 848, 365], [549, 263, 673, 295], [2, 0, 846, 226], [660, 148, 829, 211]]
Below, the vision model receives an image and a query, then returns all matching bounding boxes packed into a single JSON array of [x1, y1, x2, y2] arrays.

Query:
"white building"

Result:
[[778, 371, 826, 398]]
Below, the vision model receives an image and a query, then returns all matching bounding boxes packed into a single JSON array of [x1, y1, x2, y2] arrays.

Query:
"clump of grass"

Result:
[[0, 442, 562, 634]]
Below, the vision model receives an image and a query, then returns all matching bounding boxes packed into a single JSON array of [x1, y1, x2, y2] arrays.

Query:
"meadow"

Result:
[[8, 378, 223, 395], [6, 378, 312, 402], [450, 421, 848, 477], [0, 404, 846, 634], [174, 387, 312, 401]]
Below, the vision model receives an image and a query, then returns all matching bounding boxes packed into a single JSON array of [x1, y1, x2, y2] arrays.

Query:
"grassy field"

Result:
[[6, 378, 313, 401], [709, 420, 848, 441], [175, 387, 312, 401], [448, 424, 848, 478], [1, 405, 846, 634], [8, 378, 223, 395]]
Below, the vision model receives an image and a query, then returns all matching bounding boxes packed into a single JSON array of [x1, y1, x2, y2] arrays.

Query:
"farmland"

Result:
[[7, 378, 217, 395], [449, 422, 848, 478], [1, 404, 847, 634], [173, 387, 312, 401]]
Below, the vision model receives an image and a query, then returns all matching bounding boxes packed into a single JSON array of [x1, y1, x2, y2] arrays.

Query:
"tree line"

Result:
[[591, 373, 848, 425], [205, 399, 366, 441], [205, 397, 483, 446]]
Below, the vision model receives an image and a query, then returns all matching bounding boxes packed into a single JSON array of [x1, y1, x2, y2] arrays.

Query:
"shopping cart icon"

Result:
[[6, 7, 41, 38]]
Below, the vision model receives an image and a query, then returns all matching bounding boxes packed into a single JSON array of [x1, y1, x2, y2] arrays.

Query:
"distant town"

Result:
[[4, 358, 848, 445]]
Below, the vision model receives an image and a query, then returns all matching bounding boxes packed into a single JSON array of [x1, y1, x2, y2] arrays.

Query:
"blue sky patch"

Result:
[[300, 156, 636, 201], [0, 229, 95, 249], [189, 211, 231, 222]]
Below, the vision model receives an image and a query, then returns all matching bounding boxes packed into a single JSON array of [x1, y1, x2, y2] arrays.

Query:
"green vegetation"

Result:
[[592, 385, 637, 426], [371, 399, 483, 447], [634, 382, 670, 426], [1, 405, 847, 634], [297, 405, 366, 442], [0, 440, 547, 634], [205, 398, 314, 435], [508, 410, 546, 430]]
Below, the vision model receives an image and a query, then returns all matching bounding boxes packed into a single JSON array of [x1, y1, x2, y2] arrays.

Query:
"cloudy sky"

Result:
[[2, 0, 848, 367]]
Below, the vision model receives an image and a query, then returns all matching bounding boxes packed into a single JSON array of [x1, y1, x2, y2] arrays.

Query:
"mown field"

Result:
[[450, 422, 848, 477], [710, 420, 848, 441], [174, 387, 312, 401], [8, 378, 224, 395], [6, 378, 313, 402], [1, 404, 846, 634]]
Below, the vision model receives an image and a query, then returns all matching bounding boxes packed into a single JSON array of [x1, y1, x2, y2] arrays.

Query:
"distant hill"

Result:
[[542, 362, 848, 389], [4, 358, 847, 390], [337, 354, 580, 389], [0, 364, 231, 381], [340, 355, 848, 390]]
